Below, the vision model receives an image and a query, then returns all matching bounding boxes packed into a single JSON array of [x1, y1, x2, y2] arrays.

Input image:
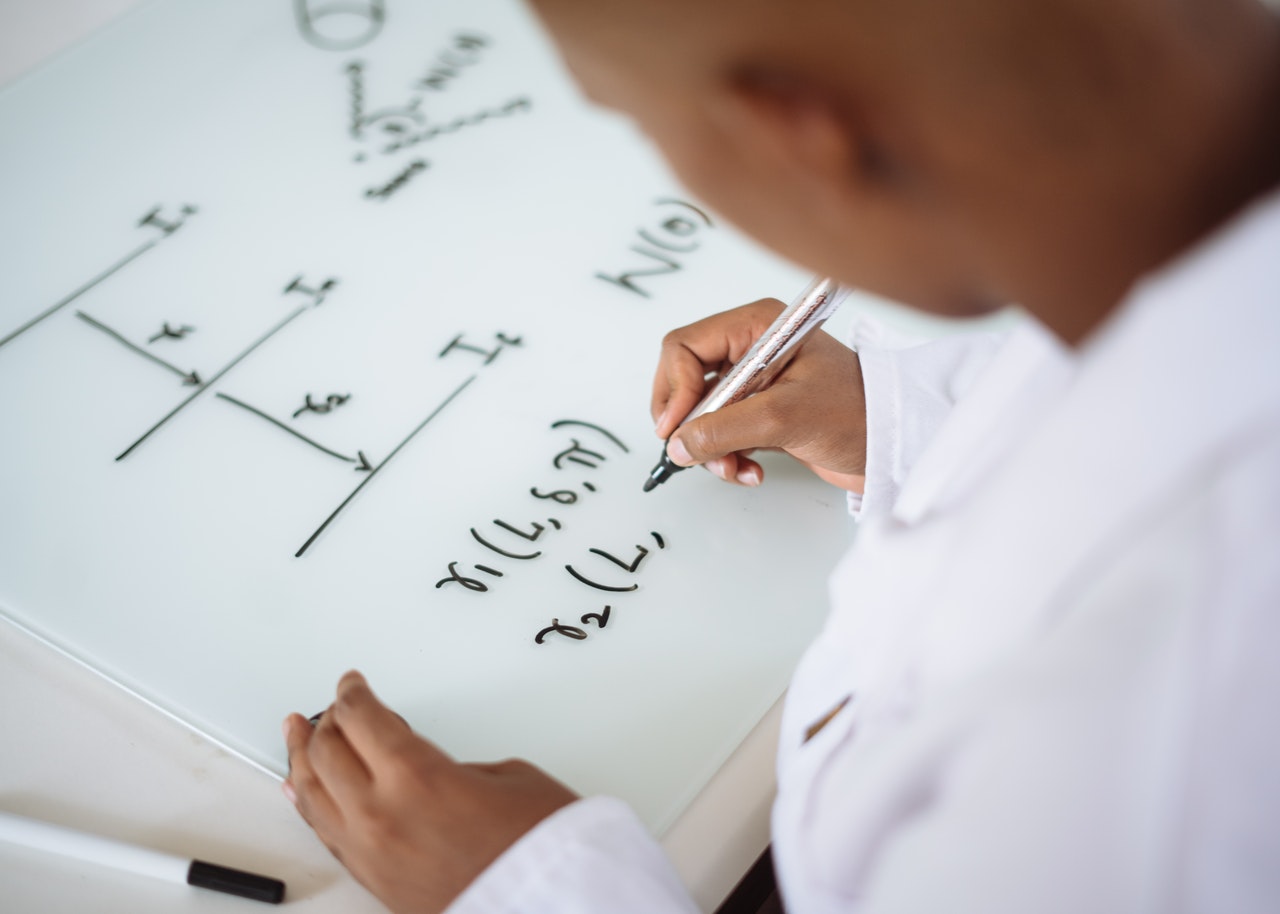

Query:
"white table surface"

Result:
[[0, 617, 780, 913], [0, 2, 779, 911]]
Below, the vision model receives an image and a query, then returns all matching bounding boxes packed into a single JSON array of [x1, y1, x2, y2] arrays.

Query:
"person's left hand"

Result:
[[283, 670, 579, 914]]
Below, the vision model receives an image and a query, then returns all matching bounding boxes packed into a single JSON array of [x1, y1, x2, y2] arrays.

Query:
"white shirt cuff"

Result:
[[446, 796, 701, 914], [849, 317, 1007, 520]]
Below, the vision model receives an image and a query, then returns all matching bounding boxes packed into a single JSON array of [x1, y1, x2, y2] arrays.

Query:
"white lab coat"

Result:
[[448, 187, 1280, 914]]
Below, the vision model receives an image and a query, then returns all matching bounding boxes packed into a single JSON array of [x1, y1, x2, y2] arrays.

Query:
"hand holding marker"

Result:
[[643, 276, 849, 491]]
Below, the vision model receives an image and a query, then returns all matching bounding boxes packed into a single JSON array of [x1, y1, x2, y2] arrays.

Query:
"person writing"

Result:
[[281, 0, 1280, 911]]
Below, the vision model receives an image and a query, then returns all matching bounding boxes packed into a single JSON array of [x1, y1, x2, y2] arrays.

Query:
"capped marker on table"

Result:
[[0, 810, 286, 904], [643, 276, 850, 491]]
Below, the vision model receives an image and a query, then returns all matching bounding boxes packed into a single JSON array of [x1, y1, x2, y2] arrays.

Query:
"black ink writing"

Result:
[[216, 392, 368, 467], [333, 33, 533, 202], [595, 198, 715, 298], [294, 0, 385, 52], [565, 565, 639, 592], [581, 605, 612, 628], [284, 275, 339, 307], [564, 533, 667, 593], [292, 392, 352, 419], [436, 560, 489, 593], [75, 311, 201, 386], [437, 421, 633, 595], [365, 159, 429, 200], [148, 322, 195, 343], [471, 525, 542, 561], [138, 204, 198, 237], [345, 61, 424, 143], [414, 33, 491, 91], [554, 440, 606, 469], [381, 98, 532, 154], [297, 374, 478, 556], [117, 272, 334, 461], [534, 605, 615, 645], [117, 306, 312, 460], [535, 619, 588, 644], [439, 331, 523, 364], [531, 487, 579, 505], [0, 204, 197, 352], [290, 328, 522, 556], [550, 419, 630, 454], [346, 61, 366, 139]]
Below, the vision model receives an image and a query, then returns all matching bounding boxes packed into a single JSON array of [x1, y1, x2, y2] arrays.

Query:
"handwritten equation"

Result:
[[1, 199, 676, 648], [595, 198, 715, 298], [429, 417, 669, 645], [0, 0, 840, 826], [0, 3, 759, 663], [291, 0, 533, 202]]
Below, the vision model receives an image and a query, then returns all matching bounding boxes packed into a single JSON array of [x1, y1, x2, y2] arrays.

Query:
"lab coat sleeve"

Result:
[[849, 318, 1007, 519], [445, 796, 702, 914]]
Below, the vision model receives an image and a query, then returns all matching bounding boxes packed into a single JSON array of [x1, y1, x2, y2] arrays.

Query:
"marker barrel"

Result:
[[0, 811, 189, 883], [643, 276, 849, 491], [0, 811, 284, 904]]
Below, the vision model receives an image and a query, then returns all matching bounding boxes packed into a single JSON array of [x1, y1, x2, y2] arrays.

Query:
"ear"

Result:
[[710, 64, 895, 194]]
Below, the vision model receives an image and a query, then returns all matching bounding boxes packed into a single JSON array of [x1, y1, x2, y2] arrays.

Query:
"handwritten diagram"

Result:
[[0, 206, 197, 352], [0, 0, 837, 834], [333, 25, 533, 200]]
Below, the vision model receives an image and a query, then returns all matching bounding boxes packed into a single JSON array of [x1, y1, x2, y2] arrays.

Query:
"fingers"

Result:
[[331, 671, 453, 775], [283, 713, 345, 836], [651, 299, 785, 437], [308, 703, 374, 810], [668, 389, 790, 467], [666, 439, 765, 486], [707, 452, 764, 487], [651, 351, 711, 440], [649, 330, 719, 429], [280, 680, 582, 914], [657, 322, 868, 490]]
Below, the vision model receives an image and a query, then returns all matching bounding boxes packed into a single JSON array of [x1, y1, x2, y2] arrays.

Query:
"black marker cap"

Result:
[[188, 859, 286, 904]]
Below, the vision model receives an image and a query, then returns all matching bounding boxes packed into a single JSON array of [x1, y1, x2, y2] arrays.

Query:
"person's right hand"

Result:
[[651, 298, 867, 492]]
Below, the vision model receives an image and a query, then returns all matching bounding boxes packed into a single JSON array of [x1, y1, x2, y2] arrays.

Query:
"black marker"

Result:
[[643, 276, 849, 491], [0, 811, 285, 904]]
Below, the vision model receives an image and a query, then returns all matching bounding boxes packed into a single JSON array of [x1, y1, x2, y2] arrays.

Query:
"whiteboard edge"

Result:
[[0, 608, 284, 782]]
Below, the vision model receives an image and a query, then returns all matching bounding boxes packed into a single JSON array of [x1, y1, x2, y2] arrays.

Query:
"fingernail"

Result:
[[282, 717, 293, 738], [282, 781, 297, 805], [737, 466, 761, 486], [667, 437, 692, 466], [707, 458, 728, 480], [654, 407, 669, 434]]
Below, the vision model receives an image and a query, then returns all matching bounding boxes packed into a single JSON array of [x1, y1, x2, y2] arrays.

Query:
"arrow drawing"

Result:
[[215, 392, 371, 468], [295, 374, 478, 557], [0, 242, 159, 351], [0, 204, 196, 352], [116, 305, 311, 461], [76, 311, 202, 385]]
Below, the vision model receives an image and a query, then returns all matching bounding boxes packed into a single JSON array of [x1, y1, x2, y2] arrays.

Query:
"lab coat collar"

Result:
[[891, 186, 1280, 533]]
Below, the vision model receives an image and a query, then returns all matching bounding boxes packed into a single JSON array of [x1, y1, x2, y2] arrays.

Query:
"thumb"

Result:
[[667, 395, 784, 466]]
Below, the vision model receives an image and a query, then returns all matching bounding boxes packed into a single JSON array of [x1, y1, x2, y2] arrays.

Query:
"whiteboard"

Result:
[[0, 0, 854, 833]]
